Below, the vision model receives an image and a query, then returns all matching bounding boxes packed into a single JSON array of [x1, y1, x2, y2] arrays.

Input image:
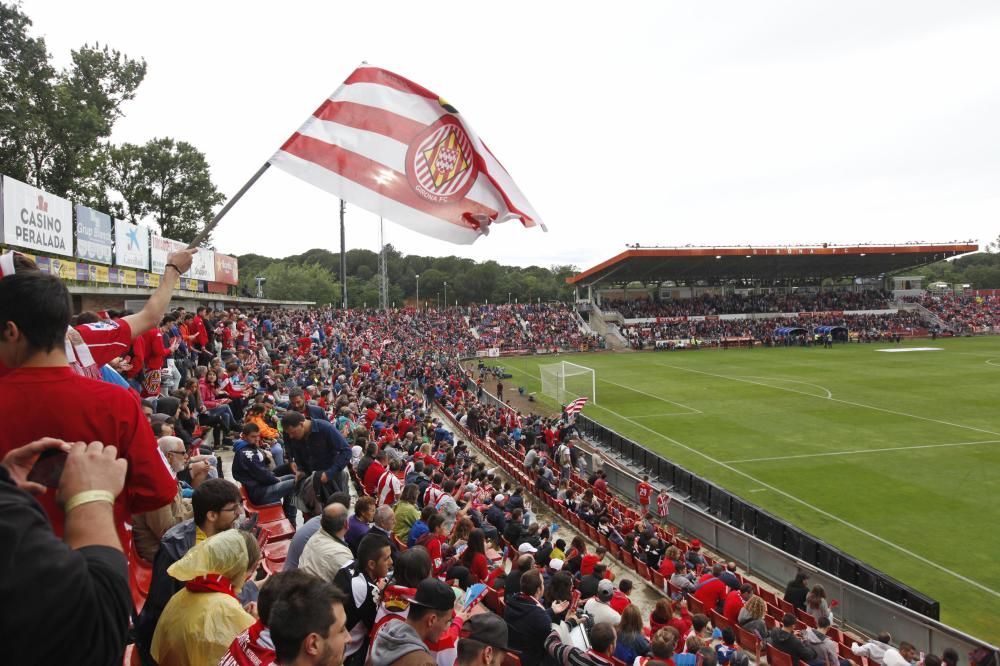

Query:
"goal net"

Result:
[[540, 361, 597, 405]]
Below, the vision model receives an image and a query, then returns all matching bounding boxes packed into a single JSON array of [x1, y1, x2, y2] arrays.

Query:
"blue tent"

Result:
[[774, 326, 807, 336]]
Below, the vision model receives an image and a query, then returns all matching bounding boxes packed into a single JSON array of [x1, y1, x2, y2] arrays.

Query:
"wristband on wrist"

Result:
[[64, 490, 116, 513], [165, 263, 182, 274]]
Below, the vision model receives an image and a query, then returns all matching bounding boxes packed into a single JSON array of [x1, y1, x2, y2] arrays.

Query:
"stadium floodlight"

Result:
[[540, 361, 597, 406]]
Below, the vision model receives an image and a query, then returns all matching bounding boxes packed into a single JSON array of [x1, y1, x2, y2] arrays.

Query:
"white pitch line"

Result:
[[986, 359, 1000, 368], [598, 377, 703, 414], [591, 395, 1000, 599], [725, 439, 1000, 464], [653, 361, 1000, 439], [629, 412, 702, 419], [739, 375, 833, 399]]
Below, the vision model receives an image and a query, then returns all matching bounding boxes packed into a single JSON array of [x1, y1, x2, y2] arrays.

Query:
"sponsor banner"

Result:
[[687, 316, 705, 322], [214, 253, 239, 285], [150, 234, 191, 276], [76, 264, 90, 281], [33, 255, 50, 273], [207, 281, 229, 294], [90, 265, 109, 282], [122, 269, 136, 286], [108, 267, 122, 285], [184, 278, 200, 291], [473, 347, 500, 358], [1, 175, 73, 256], [656, 316, 688, 324], [74, 204, 113, 264], [189, 248, 216, 282], [49, 256, 77, 280], [114, 219, 150, 270]]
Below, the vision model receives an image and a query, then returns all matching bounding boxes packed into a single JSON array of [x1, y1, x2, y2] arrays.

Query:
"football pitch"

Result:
[[498, 337, 1000, 644]]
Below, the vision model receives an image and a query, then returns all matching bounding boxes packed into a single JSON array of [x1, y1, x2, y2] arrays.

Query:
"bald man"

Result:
[[300, 503, 353, 582]]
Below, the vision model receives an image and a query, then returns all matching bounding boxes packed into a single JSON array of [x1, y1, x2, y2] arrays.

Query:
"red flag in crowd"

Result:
[[269, 65, 545, 244]]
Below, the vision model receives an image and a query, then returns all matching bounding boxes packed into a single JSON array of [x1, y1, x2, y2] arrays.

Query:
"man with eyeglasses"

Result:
[[134, 478, 259, 666], [130, 436, 213, 561]]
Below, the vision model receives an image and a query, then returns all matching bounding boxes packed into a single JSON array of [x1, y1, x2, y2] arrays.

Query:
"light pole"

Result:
[[508, 292, 511, 305], [415, 274, 420, 309], [444, 281, 448, 309]]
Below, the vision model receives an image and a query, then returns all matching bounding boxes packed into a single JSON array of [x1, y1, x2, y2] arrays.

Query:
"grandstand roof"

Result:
[[567, 243, 978, 286]]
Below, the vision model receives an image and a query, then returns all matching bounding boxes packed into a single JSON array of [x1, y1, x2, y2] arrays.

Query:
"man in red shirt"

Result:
[[636, 474, 654, 510], [692, 563, 728, 613], [580, 545, 608, 576], [723, 583, 753, 625], [362, 449, 387, 496], [593, 470, 608, 495], [0, 271, 176, 544], [0, 247, 196, 380]]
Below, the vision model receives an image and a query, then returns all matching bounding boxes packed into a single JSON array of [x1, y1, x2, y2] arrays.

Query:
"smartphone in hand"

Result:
[[26, 448, 68, 489]]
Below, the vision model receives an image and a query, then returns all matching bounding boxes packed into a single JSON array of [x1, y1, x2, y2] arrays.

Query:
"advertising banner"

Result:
[[189, 248, 216, 282], [91, 265, 109, 282], [213, 253, 239, 285], [114, 219, 150, 270], [150, 234, 191, 276], [50, 256, 77, 280], [1, 175, 74, 256], [122, 269, 137, 286], [75, 204, 113, 264]]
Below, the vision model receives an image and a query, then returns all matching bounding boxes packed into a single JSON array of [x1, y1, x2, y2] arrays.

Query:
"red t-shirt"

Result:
[[0, 366, 176, 544], [692, 574, 727, 612], [0, 319, 132, 381], [637, 481, 654, 506], [723, 589, 745, 625], [363, 460, 386, 496], [594, 478, 607, 494], [580, 553, 602, 576]]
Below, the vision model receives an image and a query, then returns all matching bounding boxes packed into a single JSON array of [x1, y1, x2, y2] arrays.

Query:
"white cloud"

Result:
[[19, 0, 1000, 269]]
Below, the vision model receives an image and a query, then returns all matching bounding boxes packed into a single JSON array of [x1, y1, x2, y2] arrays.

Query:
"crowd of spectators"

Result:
[[911, 293, 1000, 334], [621, 312, 925, 348], [468, 303, 602, 352], [0, 245, 958, 666], [605, 290, 893, 319]]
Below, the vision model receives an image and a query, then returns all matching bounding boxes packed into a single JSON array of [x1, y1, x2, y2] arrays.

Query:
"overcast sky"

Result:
[[19, 0, 1000, 271]]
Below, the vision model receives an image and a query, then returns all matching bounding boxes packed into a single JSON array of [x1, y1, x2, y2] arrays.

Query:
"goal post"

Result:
[[540, 361, 597, 405]]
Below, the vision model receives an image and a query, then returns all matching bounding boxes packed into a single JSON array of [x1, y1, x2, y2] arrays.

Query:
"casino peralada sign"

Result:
[[0, 175, 74, 256]]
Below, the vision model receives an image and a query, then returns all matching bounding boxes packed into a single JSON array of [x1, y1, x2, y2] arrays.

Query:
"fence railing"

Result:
[[571, 412, 997, 659]]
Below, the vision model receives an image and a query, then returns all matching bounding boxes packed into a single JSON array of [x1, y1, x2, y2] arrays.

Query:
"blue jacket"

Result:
[[286, 417, 350, 480], [232, 439, 280, 505]]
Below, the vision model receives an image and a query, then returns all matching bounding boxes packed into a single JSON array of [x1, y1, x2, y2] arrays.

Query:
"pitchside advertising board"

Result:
[[114, 218, 150, 270], [75, 204, 113, 264], [150, 234, 192, 277], [190, 248, 216, 282], [0, 175, 74, 256]]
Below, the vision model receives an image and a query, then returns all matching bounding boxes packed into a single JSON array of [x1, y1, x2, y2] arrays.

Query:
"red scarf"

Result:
[[185, 573, 237, 598]]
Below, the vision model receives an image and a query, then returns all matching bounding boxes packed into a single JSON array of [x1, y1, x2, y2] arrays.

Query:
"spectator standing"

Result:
[[636, 475, 654, 511], [282, 410, 352, 498], [0, 271, 177, 544], [784, 572, 810, 611]]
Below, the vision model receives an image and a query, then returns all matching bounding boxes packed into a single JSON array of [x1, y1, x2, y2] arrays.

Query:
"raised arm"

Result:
[[123, 249, 197, 340]]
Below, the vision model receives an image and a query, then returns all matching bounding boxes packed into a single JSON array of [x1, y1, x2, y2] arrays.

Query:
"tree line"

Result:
[[237, 246, 579, 307], [0, 3, 223, 244]]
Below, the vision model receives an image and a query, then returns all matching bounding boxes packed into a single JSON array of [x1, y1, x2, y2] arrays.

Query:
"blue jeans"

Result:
[[208, 405, 236, 430], [270, 442, 285, 467], [255, 475, 296, 524]]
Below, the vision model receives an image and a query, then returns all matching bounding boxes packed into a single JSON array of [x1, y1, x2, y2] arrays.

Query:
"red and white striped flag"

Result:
[[269, 65, 545, 244], [565, 396, 588, 415]]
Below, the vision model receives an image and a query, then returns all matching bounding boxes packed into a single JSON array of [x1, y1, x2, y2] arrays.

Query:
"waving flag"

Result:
[[565, 396, 588, 415], [269, 65, 545, 244]]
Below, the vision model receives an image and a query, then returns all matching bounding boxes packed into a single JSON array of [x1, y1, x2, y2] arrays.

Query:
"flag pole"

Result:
[[187, 162, 271, 249], [339, 199, 347, 309]]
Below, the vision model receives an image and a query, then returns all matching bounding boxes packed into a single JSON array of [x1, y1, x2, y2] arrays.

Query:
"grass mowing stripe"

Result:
[[581, 392, 1000, 600], [653, 361, 1000, 439], [725, 439, 1000, 463]]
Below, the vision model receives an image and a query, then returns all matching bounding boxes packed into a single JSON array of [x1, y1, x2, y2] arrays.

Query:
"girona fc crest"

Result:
[[405, 116, 478, 204]]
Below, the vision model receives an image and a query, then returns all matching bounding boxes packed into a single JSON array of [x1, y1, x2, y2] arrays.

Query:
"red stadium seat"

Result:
[[766, 645, 795, 666], [686, 594, 705, 615], [758, 588, 778, 606], [796, 608, 818, 628], [650, 570, 665, 590], [635, 560, 651, 581], [127, 533, 153, 612], [710, 609, 732, 631], [735, 625, 762, 662], [777, 598, 794, 613]]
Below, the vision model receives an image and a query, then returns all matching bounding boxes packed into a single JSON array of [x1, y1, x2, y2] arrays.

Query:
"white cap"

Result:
[[518, 543, 538, 554], [494, 494, 505, 503], [549, 558, 565, 571]]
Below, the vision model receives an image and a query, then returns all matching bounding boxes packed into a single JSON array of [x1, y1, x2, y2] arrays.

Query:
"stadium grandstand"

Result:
[[2, 228, 999, 665], [564, 243, 981, 350]]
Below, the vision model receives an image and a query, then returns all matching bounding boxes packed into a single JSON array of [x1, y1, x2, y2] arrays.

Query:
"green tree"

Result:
[[0, 4, 146, 198]]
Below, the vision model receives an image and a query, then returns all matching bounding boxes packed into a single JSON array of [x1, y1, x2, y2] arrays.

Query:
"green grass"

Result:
[[498, 338, 1000, 644]]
